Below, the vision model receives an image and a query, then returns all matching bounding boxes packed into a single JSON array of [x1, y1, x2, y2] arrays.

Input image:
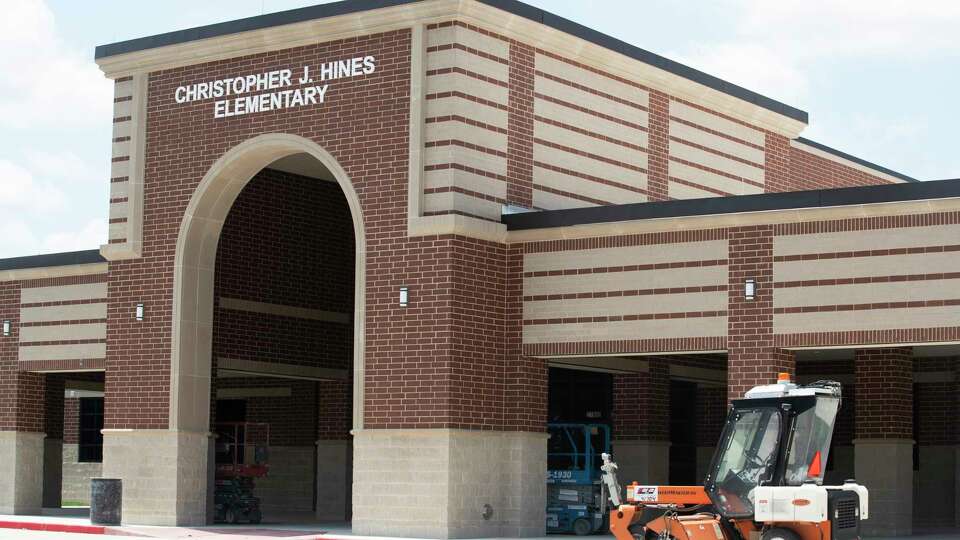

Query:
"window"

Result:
[[78, 398, 104, 463], [710, 408, 781, 517]]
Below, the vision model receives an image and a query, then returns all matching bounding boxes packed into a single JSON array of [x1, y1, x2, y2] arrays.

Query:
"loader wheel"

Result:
[[225, 508, 238, 525], [573, 518, 592, 536], [761, 528, 801, 540]]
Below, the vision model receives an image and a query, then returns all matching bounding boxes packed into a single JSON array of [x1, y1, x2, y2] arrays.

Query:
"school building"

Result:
[[0, 0, 957, 537]]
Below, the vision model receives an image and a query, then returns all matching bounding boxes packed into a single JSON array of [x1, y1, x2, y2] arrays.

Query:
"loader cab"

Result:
[[703, 377, 842, 519]]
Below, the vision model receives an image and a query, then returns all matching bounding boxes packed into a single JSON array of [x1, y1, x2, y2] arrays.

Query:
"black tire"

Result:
[[573, 518, 593, 536], [761, 528, 801, 540], [225, 507, 238, 525]]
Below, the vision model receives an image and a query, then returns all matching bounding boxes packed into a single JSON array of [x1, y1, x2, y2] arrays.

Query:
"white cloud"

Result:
[[0, 217, 105, 259], [0, 0, 112, 131], [0, 159, 67, 212]]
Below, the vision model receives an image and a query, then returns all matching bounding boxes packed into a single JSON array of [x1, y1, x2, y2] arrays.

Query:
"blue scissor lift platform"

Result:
[[546, 423, 611, 535]]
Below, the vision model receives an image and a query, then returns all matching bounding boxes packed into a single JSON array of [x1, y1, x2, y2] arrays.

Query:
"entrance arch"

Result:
[[170, 133, 366, 436]]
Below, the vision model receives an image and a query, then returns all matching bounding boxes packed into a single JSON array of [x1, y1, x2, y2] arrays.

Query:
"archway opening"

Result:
[[204, 152, 356, 526]]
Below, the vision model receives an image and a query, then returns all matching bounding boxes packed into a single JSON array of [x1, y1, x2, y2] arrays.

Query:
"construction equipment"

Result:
[[213, 422, 270, 524], [547, 423, 611, 535], [601, 374, 868, 540]]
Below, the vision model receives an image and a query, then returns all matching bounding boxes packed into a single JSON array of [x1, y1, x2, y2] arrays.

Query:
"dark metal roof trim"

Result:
[[795, 137, 917, 183], [503, 178, 957, 231], [94, 0, 808, 123], [0, 250, 106, 272]]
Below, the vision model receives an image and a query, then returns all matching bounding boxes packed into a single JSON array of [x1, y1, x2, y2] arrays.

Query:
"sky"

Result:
[[2, 0, 959, 259]]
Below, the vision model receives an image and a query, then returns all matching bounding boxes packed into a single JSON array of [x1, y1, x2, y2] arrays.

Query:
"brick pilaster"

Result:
[[763, 132, 792, 193], [505, 41, 535, 208], [727, 225, 794, 401], [504, 244, 546, 431], [854, 348, 913, 439], [645, 91, 670, 201], [613, 357, 669, 441]]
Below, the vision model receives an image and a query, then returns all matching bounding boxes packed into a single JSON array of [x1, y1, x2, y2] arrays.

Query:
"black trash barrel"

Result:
[[90, 478, 122, 525]]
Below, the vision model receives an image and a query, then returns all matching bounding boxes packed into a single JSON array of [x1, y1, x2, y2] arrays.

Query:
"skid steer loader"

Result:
[[601, 374, 867, 540]]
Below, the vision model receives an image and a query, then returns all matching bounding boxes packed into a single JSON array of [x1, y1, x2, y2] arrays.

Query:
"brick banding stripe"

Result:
[[774, 244, 960, 262], [534, 93, 649, 131], [773, 211, 960, 235], [523, 336, 726, 356], [423, 162, 507, 182], [668, 176, 734, 198], [535, 115, 648, 152], [421, 209, 502, 223], [534, 69, 648, 111], [669, 135, 765, 168], [523, 284, 728, 302], [107, 238, 126, 244], [112, 116, 131, 123], [775, 327, 960, 348], [669, 156, 764, 189], [19, 319, 107, 328], [111, 156, 130, 163], [108, 217, 128, 224], [534, 138, 648, 174], [775, 272, 960, 288], [428, 20, 512, 44], [110, 176, 129, 183], [524, 229, 729, 253], [532, 160, 654, 198], [112, 136, 132, 143], [425, 66, 508, 88], [113, 95, 133, 103], [425, 42, 509, 65], [110, 197, 130, 204], [775, 298, 960, 314], [424, 139, 507, 158], [532, 185, 621, 206], [423, 185, 506, 205], [524, 310, 727, 325], [19, 338, 106, 347], [19, 298, 106, 309], [17, 359, 106, 372], [524, 259, 727, 278], [19, 274, 107, 288], [425, 90, 508, 112], [669, 115, 765, 150], [425, 115, 508, 135]]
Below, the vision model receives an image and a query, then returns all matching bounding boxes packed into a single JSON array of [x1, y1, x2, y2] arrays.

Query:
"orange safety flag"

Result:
[[807, 450, 822, 478]]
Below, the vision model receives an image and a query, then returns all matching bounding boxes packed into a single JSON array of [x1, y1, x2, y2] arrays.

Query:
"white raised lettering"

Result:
[[363, 55, 376, 74]]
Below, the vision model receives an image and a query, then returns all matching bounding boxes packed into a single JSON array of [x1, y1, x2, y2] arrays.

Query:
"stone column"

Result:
[[854, 347, 913, 536], [0, 356, 46, 515], [612, 358, 670, 484]]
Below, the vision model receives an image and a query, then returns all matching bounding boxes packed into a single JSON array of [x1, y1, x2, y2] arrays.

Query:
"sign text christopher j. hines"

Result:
[[174, 56, 376, 119]]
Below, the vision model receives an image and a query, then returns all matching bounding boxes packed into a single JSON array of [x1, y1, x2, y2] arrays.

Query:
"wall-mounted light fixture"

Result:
[[744, 279, 756, 301], [135, 303, 145, 321], [2, 320, 10, 337], [399, 287, 409, 308]]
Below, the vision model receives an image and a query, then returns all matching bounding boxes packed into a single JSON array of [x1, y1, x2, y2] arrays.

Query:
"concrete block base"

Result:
[[612, 439, 670, 485], [42, 438, 63, 508], [61, 444, 103, 506], [101, 429, 209, 526], [256, 446, 314, 514], [0, 431, 45, 514], [855, 438, 913, 536], [352, 429, 547, 538], [316, 439, 351, 521]]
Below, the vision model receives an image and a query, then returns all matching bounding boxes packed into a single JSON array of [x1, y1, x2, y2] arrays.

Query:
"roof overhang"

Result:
[[94, 0, 808, 137]]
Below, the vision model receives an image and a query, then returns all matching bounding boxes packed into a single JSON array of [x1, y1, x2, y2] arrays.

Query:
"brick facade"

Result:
[[612, 358, 669, 441], [727, 226, 794, 401], [855, 348, 913, 439]]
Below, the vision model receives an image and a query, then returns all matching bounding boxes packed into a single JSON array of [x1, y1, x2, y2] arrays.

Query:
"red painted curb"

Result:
[[0, 520, 106, 535]]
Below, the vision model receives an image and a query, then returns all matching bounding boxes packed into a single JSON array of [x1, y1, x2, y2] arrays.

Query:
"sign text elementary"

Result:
[[174, 55, 377, 119]]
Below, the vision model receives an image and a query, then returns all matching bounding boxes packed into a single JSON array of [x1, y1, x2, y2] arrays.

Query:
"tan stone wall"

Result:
[[353, 429, 546, 538], [61, 444, 102, 505]]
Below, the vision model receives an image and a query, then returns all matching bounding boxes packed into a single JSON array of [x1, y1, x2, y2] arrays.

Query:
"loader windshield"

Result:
[[708, 407, 781, 517], [785, 396, 839, 485]]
